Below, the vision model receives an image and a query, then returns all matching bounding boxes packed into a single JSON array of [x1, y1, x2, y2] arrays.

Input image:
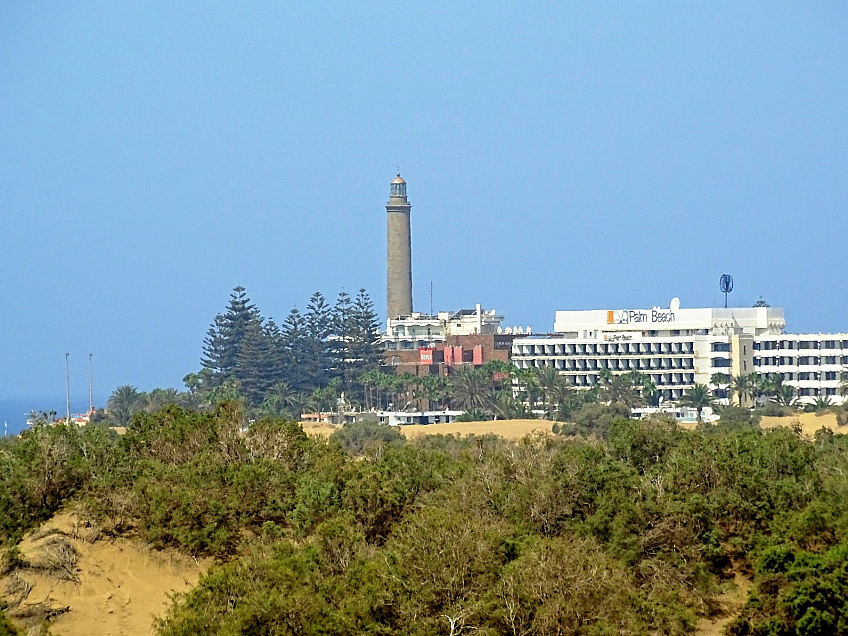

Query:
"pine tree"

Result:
[[304, 291, 333, 389], [331, 291, 354, 388], [263, 317, 287, 388], [201, 315, 229, 385], [235, 316, 276, 405], [201, 286, 260, 384], [281, 307, 309, 391], [348, 289, 383, 394]]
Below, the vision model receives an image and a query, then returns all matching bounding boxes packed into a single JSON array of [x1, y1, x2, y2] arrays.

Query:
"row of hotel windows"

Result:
[[543, 358, 694, 371], [546, 372, 696, 387], [515, 342, 695, 356], [755, 356, 848, 366], [800, 387, 840, 396], [384, 339, 444, 350], [764, 372, 843, 382], [756, 340, 848, 350]]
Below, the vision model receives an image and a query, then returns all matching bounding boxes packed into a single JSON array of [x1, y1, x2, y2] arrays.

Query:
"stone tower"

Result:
[[386, 173, 413, 320]]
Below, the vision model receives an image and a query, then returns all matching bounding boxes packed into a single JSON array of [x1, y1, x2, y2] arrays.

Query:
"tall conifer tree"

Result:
[[350, 288, 382, 373], [201, 286, 259, 385], [304, 291, 333, 389], [332, 291, 354, 388], [281, 307, 309, 391]]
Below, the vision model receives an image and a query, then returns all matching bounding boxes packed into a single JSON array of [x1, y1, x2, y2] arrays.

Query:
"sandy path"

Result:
[[3, 511, 206, 636], [695, 571, 751, 636]]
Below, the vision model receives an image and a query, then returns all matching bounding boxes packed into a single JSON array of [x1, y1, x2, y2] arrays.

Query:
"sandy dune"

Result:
[[759, 411, 848, 437], [302, 418, 555, 440], [2, 511, 206, 636], [399, 418, 554, 439]]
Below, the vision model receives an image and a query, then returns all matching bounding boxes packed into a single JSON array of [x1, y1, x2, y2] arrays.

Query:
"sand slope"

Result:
[[399, 418, 554, 439], [303, 419, 555, 440], [3, 511, 206, 636], [759, 411, 848, 437]]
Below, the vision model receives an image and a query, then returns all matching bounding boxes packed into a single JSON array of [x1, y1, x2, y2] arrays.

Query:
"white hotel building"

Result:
[[511, 300, 848, 405]]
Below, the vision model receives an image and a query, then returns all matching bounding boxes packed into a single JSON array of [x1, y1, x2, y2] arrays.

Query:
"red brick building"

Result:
[[382, 333, 517, 376]]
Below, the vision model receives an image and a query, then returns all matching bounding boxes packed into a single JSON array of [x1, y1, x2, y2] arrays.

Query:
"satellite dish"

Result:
[[719, 274, 734, 308], [670, 297, 680, 311]]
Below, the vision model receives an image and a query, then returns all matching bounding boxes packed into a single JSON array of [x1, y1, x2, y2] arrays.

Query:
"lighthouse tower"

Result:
[[386, 174, 413, 321]]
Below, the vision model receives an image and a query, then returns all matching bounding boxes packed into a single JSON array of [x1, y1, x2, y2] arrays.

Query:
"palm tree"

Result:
[[535, 365, 564, 418], [491, 390, 526, 420], [597, 369, 645, 408], [549, 380, 580, 421], [773, 384, 798, 408], [449, 366, 493, 411], [640, 378, 660, 407], [142, 387, 182, 413], [710, 372, 731, 400], [107, 385, 144, 427], [729, 374, 754, 407], [420, 375, 449, 411], [746, 373, 769, 405], [763, 373, 784, 400], [261, 381, 295, 416], [289, 392, 312, 419], [480, 359, 513, 391], [515, 367, 542, 411], [680, 384, 714, 423]]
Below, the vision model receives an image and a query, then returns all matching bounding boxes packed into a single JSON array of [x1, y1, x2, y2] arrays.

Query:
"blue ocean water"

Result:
[[0, 398, 97, 436]]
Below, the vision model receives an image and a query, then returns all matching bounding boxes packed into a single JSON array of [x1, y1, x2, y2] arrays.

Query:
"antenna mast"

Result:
[[88, 353, 93, 413], [65, 352, 71, 423]]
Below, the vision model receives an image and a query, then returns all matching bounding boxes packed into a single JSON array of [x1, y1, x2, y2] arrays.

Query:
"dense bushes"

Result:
[[330, 420, 404, 455], [0, 423, 115, 544], [4, 406, 848, 634], [730, 542, 848, 635]]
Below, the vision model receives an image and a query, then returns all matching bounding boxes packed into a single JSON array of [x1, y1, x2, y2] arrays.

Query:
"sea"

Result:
[[0, 397, 98, 436]]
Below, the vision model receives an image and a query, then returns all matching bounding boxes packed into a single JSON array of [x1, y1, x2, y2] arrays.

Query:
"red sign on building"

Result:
[[419, 347, 434, 364]]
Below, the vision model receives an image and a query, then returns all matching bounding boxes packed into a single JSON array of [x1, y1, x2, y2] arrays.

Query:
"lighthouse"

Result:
[[386, 173, 413, 321]]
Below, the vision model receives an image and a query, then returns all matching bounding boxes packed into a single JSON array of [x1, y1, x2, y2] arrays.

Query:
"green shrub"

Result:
[[555, 402, 630, 438], [330, 421, 404, 455], [0, 610, 19, 636]]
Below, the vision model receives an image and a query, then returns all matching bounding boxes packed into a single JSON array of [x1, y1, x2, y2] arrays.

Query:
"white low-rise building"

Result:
[[512, 299, 848, 405], [383, 304, 522, 351], [378, 410, 463, 426]]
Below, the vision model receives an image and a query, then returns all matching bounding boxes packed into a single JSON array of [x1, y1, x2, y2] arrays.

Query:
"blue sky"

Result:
[[1, 2, 846, 400]]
